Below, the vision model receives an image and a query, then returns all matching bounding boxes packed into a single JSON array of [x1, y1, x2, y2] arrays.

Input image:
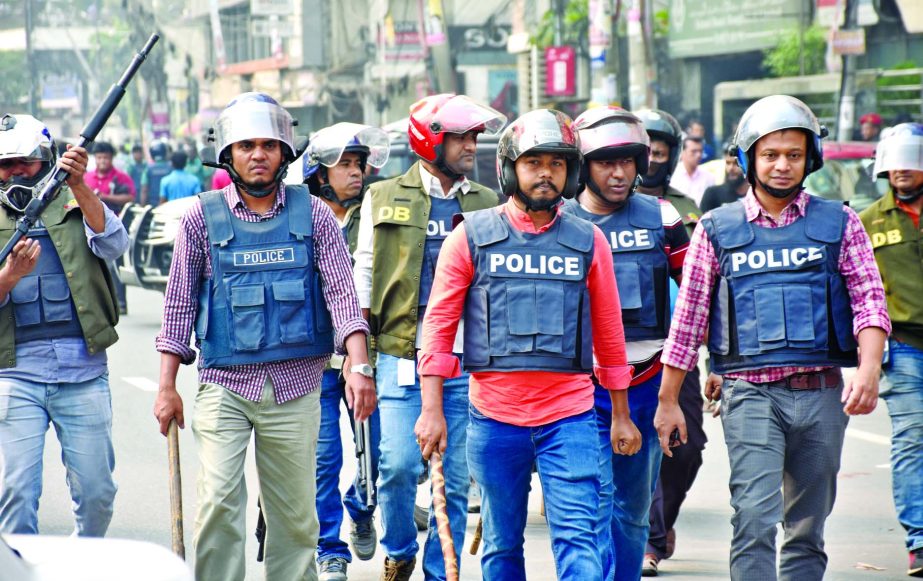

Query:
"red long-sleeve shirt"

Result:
[[417, 198, 632, 427]]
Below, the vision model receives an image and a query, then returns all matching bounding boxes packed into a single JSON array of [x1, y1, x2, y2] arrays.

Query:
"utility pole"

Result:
[[836, 0, 858, 141], [25, 0, 38, 116]]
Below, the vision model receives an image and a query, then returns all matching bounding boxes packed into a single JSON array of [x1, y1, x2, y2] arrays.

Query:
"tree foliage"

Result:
[[530, 0, 589, 49], [762, 26, 827, 78], [0, 52, 30, 111]]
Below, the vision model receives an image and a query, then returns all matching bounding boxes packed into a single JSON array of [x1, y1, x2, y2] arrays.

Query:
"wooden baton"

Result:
[[431, 452, 459, 581], [167, 419, 185, 559]]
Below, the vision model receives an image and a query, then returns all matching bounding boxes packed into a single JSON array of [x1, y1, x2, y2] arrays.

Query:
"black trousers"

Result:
[[647, 366, 707, 558]]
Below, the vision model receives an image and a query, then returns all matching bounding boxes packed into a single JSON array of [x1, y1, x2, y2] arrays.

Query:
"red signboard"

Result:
[[545, 46, 576, 97]]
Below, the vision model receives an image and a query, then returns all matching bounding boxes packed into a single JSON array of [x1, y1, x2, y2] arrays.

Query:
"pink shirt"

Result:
[[661, 190, 891, 383], [669, 165, 715, 206], [417, 198, 633, 427], [211, 169, 232, 190], [84, 167, 136, 197]]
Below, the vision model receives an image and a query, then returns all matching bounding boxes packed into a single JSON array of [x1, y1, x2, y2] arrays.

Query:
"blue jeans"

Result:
[[375, 352, 470, 580], [720, 378, 848, 581], [316, 369, 381, 563], [468, 404, 601, 581], [881, 338, 923, 552], [0, 374, 117, 536], [595, 374, 663, 581]]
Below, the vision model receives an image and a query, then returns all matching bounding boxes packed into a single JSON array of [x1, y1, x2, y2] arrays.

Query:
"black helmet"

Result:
[[633, 108, 683, 188]]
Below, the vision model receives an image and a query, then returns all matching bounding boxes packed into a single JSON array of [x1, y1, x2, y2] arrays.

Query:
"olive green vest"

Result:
[[369, 162, 499, 359], [860, 190, 923, 351], [344, 203, 361, 256], [0, 190, 120, 368], [662, 186, 701, 237]]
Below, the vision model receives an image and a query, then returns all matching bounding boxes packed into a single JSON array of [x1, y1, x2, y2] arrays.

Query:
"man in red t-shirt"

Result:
[[415, 109, 639, 580], [85, 141, 135, 214]]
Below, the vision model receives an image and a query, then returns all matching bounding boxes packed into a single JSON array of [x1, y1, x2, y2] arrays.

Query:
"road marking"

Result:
[[876, 463, 891, 469], [845, 428, 890, 446], [123, 376, 159, 392]]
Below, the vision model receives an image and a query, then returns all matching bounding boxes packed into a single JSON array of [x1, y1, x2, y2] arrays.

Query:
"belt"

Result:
[[767, 369, 842, 390]]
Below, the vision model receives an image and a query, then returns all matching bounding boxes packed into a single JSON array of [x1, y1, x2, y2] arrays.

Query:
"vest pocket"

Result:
[[741, 284, 816, 355], [230, 284, 266, 351], [504, 279, 573, 357], [708, 278, 731, 355], [614, 261, 643, 315], [10, 277, 41, 327], [39, 274, 74, 323], [506, 280, 537, 353], [272, 280, 310, 344]]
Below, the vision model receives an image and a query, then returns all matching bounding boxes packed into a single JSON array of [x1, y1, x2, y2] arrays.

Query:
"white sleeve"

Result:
[[353, 194, 374, 308]]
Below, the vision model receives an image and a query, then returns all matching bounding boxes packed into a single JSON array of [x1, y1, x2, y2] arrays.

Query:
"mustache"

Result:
[[530, 180, 560, 194]]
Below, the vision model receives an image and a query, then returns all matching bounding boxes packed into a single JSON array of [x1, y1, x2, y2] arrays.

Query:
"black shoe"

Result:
[[910, 548, 923, 577], [642, 553, 660, 577]]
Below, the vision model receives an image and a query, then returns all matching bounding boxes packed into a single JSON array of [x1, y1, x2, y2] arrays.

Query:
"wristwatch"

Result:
[[350, 363, 374, 378]]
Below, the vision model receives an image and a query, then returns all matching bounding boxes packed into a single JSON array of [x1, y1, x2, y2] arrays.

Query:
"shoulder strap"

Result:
[[556, 212, 596, 253], [462, 208, 508, 247], [199, 190, 234, 247], [285, 184, 313, 240], [804, 196, 845, 244], [707, 201, 752, 250]]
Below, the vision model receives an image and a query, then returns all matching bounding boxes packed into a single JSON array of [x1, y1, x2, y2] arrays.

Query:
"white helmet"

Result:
[[213, 92, 298, 162], [874, 122, 923, 177], [0, 114, 57, 213]]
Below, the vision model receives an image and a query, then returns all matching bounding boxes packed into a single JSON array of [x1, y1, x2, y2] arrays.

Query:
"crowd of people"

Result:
[[0, 88, 921, 581]]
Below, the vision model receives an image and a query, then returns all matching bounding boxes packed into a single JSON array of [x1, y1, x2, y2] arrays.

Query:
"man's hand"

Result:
[[344, 368, 376, 423], [611, 415, 642, 456], [704, 373, 723, 417], [1, 238, 40, 284], [842, 366, 879, 415], [414, 408, 447, 460], [153, 388, 184, 436], [654, 400, 687, 457], [59, 145, 88, 188]]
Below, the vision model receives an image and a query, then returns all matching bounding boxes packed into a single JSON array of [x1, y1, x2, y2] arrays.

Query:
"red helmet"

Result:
[[408, 94, 506, 164]]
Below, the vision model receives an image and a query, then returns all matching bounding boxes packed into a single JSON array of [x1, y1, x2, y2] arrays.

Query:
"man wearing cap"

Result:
[[564, 106, 689, 580], [153, 93, 375, 581], [860, 113, 883, 142], [415, 108, 638, 580], [352, 93, 506, 580], [860, 122, 923, 578], [655, 95, 890, 581]]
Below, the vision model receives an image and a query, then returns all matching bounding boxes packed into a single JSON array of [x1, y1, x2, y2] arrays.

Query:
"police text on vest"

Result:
[[730, 246, 824, 273], [488, 252, 583, 278], [233, 247, 296, 267], [609, 229, 654, 250]]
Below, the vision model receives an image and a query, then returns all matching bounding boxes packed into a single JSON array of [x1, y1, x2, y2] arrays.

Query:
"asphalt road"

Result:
[[30, 286, 910, 580]]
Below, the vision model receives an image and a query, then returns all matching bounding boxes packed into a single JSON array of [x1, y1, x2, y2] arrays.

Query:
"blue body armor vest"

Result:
[[195, 187, 334, 368], [9, 225, 82, 343], [462, 208, 596, 373], [419, 197, 462, 307], [563, 194, 671, 341], [703, 197, 858, 374]]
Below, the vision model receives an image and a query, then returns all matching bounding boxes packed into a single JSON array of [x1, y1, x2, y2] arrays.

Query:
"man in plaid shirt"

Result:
[[654, 95, 890, 581]]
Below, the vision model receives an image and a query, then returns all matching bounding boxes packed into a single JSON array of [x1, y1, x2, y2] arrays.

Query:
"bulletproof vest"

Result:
[[563, 194, 671, 341], [703, 197, 858, 374], [195, 187, 334, 368], [420, 197, 462, 307], [8, 225, 83, 343], [146, 162, 171, 202], [462, 208, 595, 374]]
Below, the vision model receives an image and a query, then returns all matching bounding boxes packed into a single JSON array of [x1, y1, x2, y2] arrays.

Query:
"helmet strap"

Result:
[[896, 185, 923, 203], [223, 160, 288, 199], [756, 177, 803, 199]]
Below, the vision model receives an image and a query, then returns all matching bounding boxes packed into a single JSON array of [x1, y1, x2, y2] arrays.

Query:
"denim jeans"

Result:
[[375, 352, 470, 580], [316, 368, 381, 563], [720, 377, 848, 581], [881, 338, 923, 552], [468, 404, 601, 581], [595, 374, 663, 581], [0, 374, 117, 536]]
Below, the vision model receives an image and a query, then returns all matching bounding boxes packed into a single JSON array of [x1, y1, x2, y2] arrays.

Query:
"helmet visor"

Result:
[[214, 102, 295, 157], [577, 121, 650, 157], [310, 123, 391, 169], [432, 95, 507, 137], [498, 109, 579, 161], [875, 133, 923, 176]]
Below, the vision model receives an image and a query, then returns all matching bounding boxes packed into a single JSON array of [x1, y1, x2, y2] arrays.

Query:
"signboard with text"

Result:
[[545, 46, 576, 97], [669, 0, 803, 58]]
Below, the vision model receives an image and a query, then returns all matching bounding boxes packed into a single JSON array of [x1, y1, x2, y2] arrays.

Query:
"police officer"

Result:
[[141, 140, 171, 206], [859, 122, 923, 578], [303, 122, 390, 581], [153, 93, 375, 581], [633, 107, 709, 575], [415, 108, 639, 580], [564, 107, 690, 580], [352, 93, 506, 580], [655, 95, 890, 581], [0, 114, 127, 536]]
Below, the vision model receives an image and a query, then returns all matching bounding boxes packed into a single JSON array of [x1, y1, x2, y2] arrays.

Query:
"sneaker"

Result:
[[319, 557, 348, 581], [665, 528, 676, 559], [350, 516, 377, 561], [381, 556, 416, 581], [642, 553, 660, 577], [910, 548, 923, 577]]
